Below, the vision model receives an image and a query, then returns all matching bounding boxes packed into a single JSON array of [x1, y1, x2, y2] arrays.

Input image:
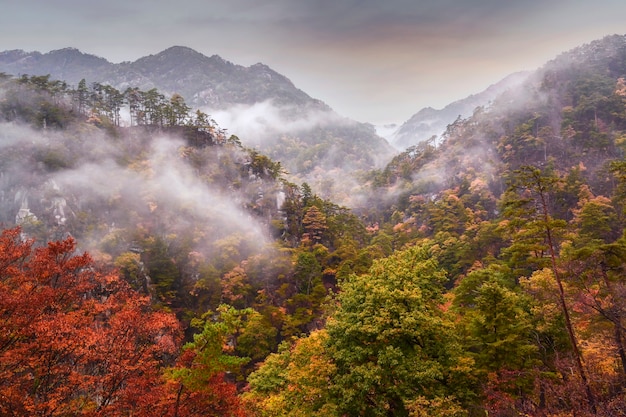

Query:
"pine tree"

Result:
[[503, 165, 597, 413]]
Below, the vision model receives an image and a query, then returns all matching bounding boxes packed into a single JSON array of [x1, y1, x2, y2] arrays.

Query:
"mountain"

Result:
[[389, 71, 530, 150], [366, 33, 626, 216], [0, 47, 114, 83], [125, 46, 326, 109], [5, 33, 626, 416], [0, 46, 324, 110], [0, 47, 395, 204], [336, 36, 626, 414]]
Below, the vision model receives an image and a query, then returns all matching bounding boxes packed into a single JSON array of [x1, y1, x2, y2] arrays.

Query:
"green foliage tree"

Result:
[[142, 236, 180, 306], [245, 330, 337, 417], [453, 266, 539, 410], [167, 93, 190, 126], [165, 304, 250, 417], [326, 242, 476, 416], [75, 78, 89, 115], [428, 191, 468, 236], [502, 165, 597, 412], [235, 310, 279, 363]]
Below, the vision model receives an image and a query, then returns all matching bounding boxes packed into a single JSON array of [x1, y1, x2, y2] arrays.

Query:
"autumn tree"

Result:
[[502, 165, 597, 413], [244, 330, 337, 417], [164, 305, 250, 417], [562, 191, 626, 388], [0, 227, 182, 416], [326, 242, 476, 416], [302, 205, 328, 245]]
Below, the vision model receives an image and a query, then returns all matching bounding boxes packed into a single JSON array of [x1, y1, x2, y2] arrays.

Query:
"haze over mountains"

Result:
[[0, 46, 322, 110], [0, 46, 395, 203], [0, 44, 541, 209], [388, 71, 531, 149], [5, 32, 626, 415], [0, 46, 528, 148], [2, 36, 624, 204]]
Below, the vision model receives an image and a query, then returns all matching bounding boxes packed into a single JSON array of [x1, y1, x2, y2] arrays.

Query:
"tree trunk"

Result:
[[539, 187, 597, 414]]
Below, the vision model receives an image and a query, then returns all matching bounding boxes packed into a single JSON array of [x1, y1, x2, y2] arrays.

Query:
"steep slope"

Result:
[[390, 71, 530, 150], [0, 46, 322, 110], [0, 47, 395, 205], [338, 34, 626, 416], [362, 34, 626, 221], [0, 76, 380, 344]]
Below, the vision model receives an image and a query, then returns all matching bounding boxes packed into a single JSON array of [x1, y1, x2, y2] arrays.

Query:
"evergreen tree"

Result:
[[502, 165, 597, 413]]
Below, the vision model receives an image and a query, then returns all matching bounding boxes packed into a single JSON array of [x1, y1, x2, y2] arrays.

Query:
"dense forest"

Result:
[[3, 34, 626, 416]]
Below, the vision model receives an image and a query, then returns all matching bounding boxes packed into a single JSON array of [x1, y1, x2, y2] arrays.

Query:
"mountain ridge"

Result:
[[389, 71, 530, 149], [0, 46, 394, 203], [0, 46, 327, 110]]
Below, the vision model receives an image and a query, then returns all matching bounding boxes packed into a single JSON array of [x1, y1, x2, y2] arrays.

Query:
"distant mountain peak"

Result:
[[139, 45, 205, 61], [161, 45, 198, 54], [49, 47, 81, 54], [152, 46, 215, 62], [390, 71, 530, 150]]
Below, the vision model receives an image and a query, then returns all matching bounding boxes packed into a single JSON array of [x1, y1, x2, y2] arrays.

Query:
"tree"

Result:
[[453, 266, 540, 413], [235, 310, 279, 363], [221, 264, 253, 308], [75, 78, 89, 115], [564, 239, 626, 381], [502, 165, 597, 413], [325, 242, 475, 416], [244, 330, 337, 417], [142, 88, 166, 126], [427, 191, 468, 236], [168, 93, 191, 126], [0, 227, 182, 416], [302, 205, 328, 245], [142, 236, 181, 306], [571, 188, 620, 244], [453, 265, 537, 370], [164, 305, 250, 417], [125, 86, 144, 126]]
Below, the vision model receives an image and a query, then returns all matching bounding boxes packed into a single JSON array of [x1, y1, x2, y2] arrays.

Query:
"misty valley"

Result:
[[3, 34, 626, 416]]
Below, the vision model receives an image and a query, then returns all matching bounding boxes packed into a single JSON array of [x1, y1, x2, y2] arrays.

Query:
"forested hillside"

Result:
[[246, 34, 626, 416], [3, 33, 626, 416], [0, 72, 385, 415], [0, 47, 396, 204]]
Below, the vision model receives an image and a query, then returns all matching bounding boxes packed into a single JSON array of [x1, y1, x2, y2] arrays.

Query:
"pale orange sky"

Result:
[[2, 0, 626, 124]]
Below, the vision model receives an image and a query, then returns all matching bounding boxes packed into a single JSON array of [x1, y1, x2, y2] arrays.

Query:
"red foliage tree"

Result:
[[0, 227, 182, 416]]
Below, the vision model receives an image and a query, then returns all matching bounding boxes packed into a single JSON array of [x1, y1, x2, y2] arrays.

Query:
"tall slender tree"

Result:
[[502, 165, 597, 413]]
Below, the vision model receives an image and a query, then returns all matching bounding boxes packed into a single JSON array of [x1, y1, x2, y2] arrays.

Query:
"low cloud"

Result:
[[207, 99, 347, 147], [0, 122, 271, 259]]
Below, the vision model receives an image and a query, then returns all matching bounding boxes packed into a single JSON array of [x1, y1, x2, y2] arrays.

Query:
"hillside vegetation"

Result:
[[3, 34, 626, 416], [0, 47, 396, 204]]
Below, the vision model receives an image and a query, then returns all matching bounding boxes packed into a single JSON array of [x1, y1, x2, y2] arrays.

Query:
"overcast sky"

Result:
[[2, 1, 626, 125]]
